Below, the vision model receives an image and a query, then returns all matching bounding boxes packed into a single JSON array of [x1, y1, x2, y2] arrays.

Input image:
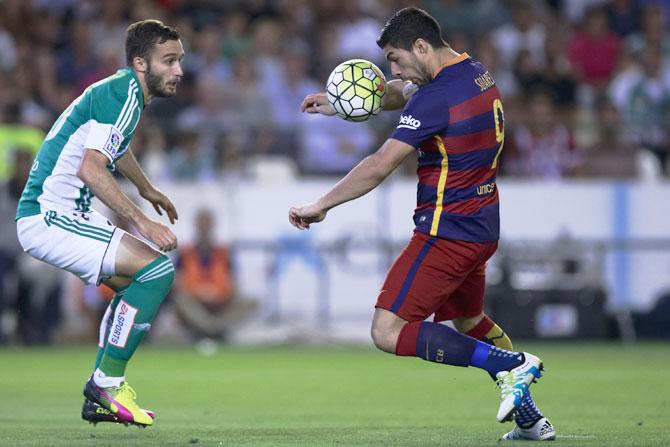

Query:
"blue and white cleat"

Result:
[[501, 417, 556, 441], [495, 352, 544, 423]]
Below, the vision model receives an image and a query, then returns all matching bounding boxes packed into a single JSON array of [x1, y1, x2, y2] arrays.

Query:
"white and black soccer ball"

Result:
[[326, 59, 386, 122]]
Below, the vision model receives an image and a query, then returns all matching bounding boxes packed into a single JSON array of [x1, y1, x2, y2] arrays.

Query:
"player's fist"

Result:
[[300, 92, 336, 116], [289, 203, 327, 230], [136, 217, 178, 252]]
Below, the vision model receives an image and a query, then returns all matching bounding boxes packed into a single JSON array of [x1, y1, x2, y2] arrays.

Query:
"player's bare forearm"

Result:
[[115, 149, 178, 224], [116, 149, 154, 197], [317, 156, 388, 211], [77, 149, 146, 225], [290, 140, 413, 230], [318, 138, 414, 211]]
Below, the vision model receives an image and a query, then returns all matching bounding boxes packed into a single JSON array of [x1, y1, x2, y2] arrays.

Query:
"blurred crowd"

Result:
[[0, 0, 668, 183]]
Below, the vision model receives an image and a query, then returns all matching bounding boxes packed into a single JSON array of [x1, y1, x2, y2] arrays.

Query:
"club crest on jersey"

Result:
[[103, 128, 123, 159], [109, 300, 138, 348], [397, 114, 421, 130]]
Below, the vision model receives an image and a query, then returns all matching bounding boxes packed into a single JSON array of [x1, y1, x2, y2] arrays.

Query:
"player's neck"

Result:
[[431, 47, 463, 78], [134, 70, 154, 105]]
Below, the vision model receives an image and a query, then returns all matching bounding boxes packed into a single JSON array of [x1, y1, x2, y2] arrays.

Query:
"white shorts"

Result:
[[16, 209, 126, 285]]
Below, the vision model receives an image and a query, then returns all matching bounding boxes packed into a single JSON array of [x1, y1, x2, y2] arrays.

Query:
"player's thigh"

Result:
[[17, 211, 118, 285], [434, 242, 497, 324], [113, 232, 163, 278], [375, 232, 474, 322]]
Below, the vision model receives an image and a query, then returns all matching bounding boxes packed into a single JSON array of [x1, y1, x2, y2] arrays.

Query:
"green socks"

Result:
[[97, 256, 174, 378], [94, 287, 126, 370]]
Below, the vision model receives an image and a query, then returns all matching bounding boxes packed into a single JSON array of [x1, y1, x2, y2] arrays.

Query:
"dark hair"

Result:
[[125, 19, 180, 66], [376, 7, 447, 51]]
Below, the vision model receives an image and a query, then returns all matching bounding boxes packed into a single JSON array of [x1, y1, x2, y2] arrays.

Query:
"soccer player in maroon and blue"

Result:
[[290, 8, 555, 441]]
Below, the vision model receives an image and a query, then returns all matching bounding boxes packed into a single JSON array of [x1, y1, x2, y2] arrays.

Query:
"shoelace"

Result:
[[119, 383, 138, 401], [496, 372, 517, 399]]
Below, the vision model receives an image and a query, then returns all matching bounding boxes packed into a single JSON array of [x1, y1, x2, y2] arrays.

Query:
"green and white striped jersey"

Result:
[[16, 68, 144, 219]]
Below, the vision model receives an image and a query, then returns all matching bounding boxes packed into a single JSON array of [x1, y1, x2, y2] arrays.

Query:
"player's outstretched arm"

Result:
[[116, 149, 178, 224], [300, 79, 416, 116], [78, 149, 177, 251], [289, 138, 414, 230]]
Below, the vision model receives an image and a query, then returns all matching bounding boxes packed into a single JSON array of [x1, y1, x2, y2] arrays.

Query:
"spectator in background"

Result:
[[610, 44, 670, 176], [335, 0, 384, 62], [252, 18, 284, 88], [567, 6, 622, 103], [0, 149, 61, 344], [298, 111, 376, 176], [55, 17, 99, 92], [168, 129, 217, 181], [523, 27, 577, 108], [505, 90, 581, 179], [176, 74, 230, 137], [0, 103, 44, 182], [221, 10, 254, 60], [0, 149, 29, 343], [579, 98, 637, 178], [475, 35, 519, 99], [186, 23, 230, 82], [606, 0, 641, 37], [226, 54, 272, 135], [492, 0, 547, 74], [626, 3, 670, 58], [173, 208, 257, 342], [131, 122, 170, 182]]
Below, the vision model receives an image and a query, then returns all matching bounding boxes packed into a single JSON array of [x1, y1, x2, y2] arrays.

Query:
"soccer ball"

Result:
[[326, 59, 386, 122]]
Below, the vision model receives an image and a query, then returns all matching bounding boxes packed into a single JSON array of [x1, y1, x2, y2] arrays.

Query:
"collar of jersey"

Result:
[[433, 52, 470, 78], [120, 67, 145, 110]]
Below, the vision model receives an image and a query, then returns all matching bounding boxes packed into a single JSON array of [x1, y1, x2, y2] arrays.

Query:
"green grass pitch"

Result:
[[0, 342, 668, 446]]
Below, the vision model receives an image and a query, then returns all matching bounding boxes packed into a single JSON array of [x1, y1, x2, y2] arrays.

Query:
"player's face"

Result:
[[383, 44, 432, 86], [145, 39, 184, 98]]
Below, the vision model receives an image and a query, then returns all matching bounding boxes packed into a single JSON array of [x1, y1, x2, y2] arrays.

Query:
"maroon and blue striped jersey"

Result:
[[391, 53, 504, 243]]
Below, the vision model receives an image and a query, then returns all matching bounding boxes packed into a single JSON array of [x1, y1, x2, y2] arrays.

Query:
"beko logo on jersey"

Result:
[[397, 115, 421, 130]]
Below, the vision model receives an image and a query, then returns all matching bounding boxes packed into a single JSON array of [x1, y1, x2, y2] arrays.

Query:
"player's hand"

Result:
[[300, 93, 336, 116], [136, 217, 178, 252], [289, 202, 327, 230], [141, 187, 179, 224]]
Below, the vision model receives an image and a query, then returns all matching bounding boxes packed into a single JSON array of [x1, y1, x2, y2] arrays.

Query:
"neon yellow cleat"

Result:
[[84, 378, 154, 426]]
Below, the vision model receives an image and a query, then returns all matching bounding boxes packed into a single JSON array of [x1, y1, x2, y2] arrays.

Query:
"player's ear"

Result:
[[413, 39, 428, 55], [133, 56, 147, 73]]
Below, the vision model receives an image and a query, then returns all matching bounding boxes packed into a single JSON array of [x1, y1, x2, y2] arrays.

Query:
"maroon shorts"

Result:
[[375, 231, 498, 322]]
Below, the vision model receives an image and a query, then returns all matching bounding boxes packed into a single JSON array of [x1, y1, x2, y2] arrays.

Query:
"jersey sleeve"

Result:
[[390, 86, 450, 149], [84, 77, 140, 162]]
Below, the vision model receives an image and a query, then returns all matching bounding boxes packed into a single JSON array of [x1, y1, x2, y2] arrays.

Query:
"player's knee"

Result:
[[135, 255, 175, 289], [370, 323, 398, 354]]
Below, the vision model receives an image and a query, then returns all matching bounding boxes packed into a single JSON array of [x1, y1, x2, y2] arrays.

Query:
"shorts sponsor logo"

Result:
[[109, 300, 138, 348], [397, 114, 421, 130], [103, 128, 123, 159]]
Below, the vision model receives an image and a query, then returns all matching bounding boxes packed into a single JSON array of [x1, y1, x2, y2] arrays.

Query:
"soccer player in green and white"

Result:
[[15, 20, 184, 427]]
